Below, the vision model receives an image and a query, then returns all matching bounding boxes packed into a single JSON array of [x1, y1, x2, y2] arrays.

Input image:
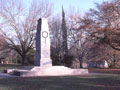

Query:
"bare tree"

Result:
[[67, 9, 88, 68], [86, 0, 120, 51], [50, 15, 63, 65], [80, 0, 120, 67], [0, 0, 53, 64]]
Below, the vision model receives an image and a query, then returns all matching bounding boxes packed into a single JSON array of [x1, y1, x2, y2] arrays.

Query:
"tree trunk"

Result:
[[80, 60, 83, 68], [21, 55, 27, 65], [79, 56, 83, 68]]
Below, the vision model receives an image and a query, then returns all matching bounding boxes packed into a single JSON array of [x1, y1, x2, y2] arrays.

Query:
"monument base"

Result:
[[40, 58, 52, 67], [5, 66, 88, 77]]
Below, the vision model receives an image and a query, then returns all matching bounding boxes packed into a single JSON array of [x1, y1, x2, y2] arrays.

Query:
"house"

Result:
[[87, 60, 108, 68], [0, 57, 8, 64]]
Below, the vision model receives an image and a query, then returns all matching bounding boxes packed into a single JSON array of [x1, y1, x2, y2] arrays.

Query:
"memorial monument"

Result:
[[5, 18, 88, 77], [34, 18, 52, 66]]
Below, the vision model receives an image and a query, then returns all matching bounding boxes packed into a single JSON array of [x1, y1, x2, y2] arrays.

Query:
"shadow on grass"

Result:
[[0, 65, 120, 90], [0, 74, 120, 90]]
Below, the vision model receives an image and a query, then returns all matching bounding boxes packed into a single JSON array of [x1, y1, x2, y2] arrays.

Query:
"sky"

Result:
[[23, 0, 108, 14], [51, 0, 106, 13]]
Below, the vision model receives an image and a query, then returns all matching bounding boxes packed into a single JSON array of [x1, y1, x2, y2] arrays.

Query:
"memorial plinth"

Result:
[[5, 18, 88, 77], [12, 66, 88, 77]]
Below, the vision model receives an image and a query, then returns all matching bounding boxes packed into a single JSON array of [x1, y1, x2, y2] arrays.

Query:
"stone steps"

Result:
[[7, 66, 88, 77]]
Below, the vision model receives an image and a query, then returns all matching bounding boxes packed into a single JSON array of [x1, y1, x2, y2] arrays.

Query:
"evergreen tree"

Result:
[[61, 7, 68, 64]]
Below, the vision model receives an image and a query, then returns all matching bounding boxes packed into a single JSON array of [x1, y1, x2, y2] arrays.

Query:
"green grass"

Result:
[[0, 64, 120, 90], [0, 74, 120, 90]]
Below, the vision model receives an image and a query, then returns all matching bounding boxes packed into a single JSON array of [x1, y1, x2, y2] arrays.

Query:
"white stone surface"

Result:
[[40, 18, 52, 66], [14, 66, 88, 77], [35, 18, 52, 66]]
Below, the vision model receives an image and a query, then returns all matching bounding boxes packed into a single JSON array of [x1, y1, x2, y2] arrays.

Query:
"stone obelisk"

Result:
[[35, 18, 52, 66], [7, 18, 88, 77], [5, 18, 88, 76]]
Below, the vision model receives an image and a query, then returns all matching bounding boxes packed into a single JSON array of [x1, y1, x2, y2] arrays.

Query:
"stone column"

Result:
[[34, 18, 52, 66]]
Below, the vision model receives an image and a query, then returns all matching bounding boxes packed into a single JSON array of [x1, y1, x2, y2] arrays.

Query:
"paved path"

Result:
[[0, 73, 17, 78]]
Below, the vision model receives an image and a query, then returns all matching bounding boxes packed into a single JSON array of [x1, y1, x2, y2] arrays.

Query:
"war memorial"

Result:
[[5, 18, 88, 77]]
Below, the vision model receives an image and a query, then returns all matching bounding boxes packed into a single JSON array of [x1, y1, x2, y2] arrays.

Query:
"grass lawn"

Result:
[[0, 64, 120, 90], [0, 74, 120, 90]]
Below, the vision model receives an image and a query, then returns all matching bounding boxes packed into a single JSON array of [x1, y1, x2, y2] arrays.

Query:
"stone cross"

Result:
[[34, 18, 52, 66]]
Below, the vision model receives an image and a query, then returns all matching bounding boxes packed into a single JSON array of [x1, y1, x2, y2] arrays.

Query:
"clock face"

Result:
[[42, 31, 48, 38]]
